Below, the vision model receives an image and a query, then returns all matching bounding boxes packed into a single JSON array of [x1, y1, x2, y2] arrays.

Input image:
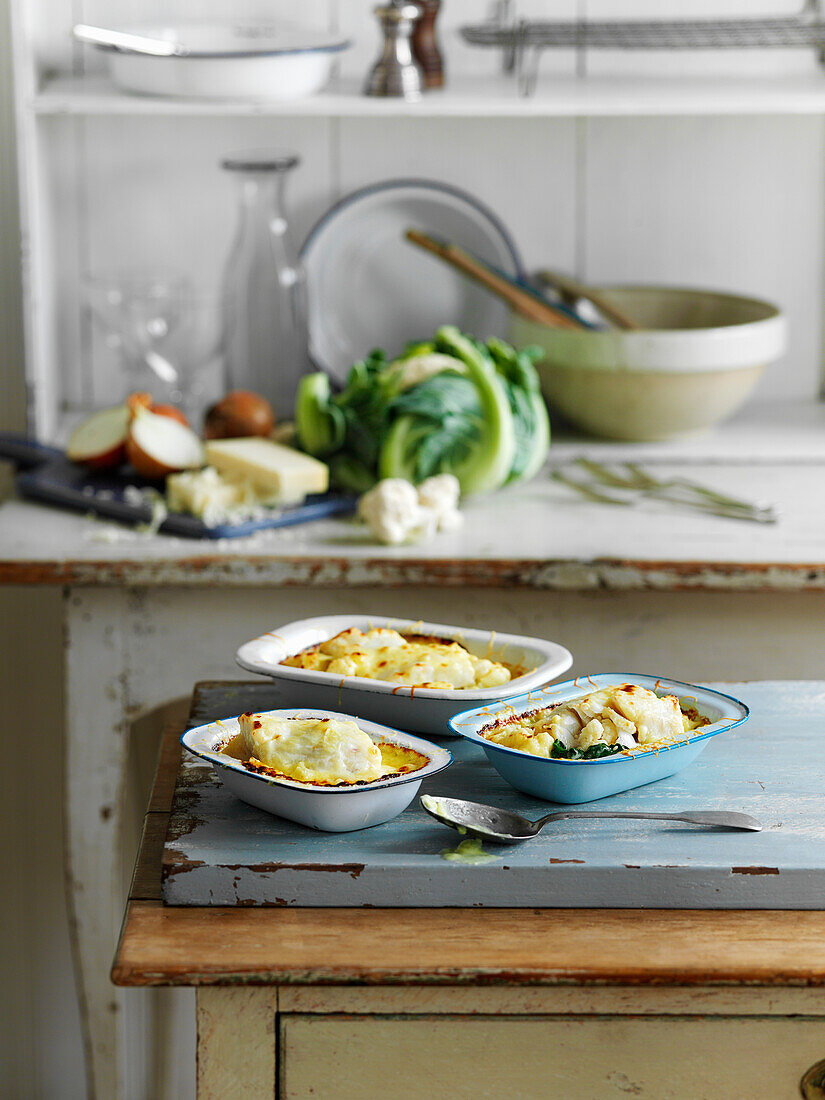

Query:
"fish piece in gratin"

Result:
[[238, 712, 386, 784]]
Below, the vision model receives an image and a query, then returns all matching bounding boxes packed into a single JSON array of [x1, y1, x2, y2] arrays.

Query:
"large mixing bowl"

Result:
[[510, 286, 786, 441]]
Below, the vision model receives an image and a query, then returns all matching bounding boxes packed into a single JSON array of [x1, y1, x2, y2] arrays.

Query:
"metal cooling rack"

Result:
[[463, 2, 825, 95]]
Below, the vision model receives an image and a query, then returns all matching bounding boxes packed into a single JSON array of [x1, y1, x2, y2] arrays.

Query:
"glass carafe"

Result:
[[220, 151, 310, 419]]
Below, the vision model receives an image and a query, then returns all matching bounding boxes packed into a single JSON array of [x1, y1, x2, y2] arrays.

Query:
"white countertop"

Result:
[[0, 462, 822, 589]]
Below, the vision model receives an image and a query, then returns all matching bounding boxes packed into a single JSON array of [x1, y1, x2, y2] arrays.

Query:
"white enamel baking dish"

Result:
[[181, 709, 452, 832], [235, 614, 574, 736], [77, 23, 350, 100]]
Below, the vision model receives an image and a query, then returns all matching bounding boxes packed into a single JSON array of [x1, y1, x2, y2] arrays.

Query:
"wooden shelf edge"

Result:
[[32, 73, 825, 120]]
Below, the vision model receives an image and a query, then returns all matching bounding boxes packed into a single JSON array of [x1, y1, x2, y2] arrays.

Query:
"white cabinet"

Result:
[[10, 0, 825, 443]]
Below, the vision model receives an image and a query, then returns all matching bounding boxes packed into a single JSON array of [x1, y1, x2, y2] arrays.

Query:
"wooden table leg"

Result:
[[197, 989, 278, 1099], [65, 587, 133, 1100]]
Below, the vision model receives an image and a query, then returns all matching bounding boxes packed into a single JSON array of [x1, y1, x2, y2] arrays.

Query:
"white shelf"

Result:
[[31, 72, 825, 119], [546, 399, 825, 466]]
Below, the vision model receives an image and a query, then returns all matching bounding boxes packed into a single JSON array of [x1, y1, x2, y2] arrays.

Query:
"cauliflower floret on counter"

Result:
[[416, 474, 463, 532], [357, 475, 463, 546], [357, 479, 436, 546]]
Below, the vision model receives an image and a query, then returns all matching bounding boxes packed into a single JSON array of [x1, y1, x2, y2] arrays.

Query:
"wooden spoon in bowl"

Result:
[[537, 270, 641, 331], [405, 228, 588, 331]]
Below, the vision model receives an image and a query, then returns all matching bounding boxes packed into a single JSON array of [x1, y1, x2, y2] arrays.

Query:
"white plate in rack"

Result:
[[300, 179, 525, 382]]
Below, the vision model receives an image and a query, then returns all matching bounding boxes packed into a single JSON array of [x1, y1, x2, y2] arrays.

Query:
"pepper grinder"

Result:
[[364, 3, 424, 100], [412, 0, 444, 89]]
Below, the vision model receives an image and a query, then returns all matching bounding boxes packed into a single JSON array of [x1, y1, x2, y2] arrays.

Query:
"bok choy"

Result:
[[296, 325, 550, 496]]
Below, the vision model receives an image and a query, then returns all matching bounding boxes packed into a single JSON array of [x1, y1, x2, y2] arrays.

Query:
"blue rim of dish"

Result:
[[180, 725, 453, 793], [300, 177, 527, 282], [448, 673, 750, 766]]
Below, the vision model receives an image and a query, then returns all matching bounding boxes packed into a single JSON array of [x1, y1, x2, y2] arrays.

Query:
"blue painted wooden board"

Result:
[[163, 680, 825, 908]]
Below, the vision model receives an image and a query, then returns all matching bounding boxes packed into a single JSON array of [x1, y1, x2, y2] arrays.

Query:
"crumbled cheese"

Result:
[[166, 466, 274, 527]]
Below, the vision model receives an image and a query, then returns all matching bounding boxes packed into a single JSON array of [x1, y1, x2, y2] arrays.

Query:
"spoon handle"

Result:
[[537, 810, 761, 832]]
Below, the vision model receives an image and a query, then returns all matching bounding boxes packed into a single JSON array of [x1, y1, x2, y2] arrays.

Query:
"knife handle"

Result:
[[0, 432, 64, 469]]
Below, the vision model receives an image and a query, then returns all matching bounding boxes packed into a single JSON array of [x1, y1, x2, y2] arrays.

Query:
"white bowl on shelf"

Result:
[[511, 285, 786, 441], [76, 22, 350, 100], [235, 614, 573, 737]]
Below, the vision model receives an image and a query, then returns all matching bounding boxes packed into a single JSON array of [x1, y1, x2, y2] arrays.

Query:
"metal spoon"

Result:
[[420, 795, 762, 844]]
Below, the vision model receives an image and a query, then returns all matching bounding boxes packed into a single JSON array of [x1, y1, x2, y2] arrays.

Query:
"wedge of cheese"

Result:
[[204, 438, 329, 505]]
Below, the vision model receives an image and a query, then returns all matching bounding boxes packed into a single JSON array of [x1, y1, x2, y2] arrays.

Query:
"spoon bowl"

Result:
[[420, 794, 762, 845]]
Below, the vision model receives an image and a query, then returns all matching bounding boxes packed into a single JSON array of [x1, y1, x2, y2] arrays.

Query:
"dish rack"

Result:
[[463, 1, 825, 96]]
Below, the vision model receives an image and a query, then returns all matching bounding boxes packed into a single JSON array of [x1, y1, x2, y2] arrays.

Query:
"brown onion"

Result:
[[203, 390, 275, 439]]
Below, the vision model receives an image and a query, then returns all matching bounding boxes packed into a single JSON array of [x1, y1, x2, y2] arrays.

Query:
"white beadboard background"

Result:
[[11, 0, 825, 428]]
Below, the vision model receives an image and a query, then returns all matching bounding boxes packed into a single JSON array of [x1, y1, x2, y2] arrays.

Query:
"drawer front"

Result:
[[281, 1014, 825, 1100]]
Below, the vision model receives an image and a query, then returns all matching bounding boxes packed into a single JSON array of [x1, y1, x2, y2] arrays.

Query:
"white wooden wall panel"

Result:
[[335, 116, 579, 275], [583, 114, 825, 402], [15, 0, 825, 421], [81, 115, 333, 407]]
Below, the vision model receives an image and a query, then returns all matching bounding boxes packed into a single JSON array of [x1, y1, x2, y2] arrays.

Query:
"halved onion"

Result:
[[126, 391, 189, 426], [126, 407, 204, 480], [67, 405, 131, 469]]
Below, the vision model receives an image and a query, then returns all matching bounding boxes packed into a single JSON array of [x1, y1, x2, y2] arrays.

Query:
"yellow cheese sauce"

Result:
[[281, 626, 526, 690], [216, 731, 428, 787]]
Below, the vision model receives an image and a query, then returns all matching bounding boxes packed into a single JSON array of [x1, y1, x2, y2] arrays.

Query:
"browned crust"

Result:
[[281, 628, 525, 683]]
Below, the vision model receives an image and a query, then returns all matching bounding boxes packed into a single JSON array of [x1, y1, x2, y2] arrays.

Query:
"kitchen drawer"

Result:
[[280, 1014, 825, 1100]]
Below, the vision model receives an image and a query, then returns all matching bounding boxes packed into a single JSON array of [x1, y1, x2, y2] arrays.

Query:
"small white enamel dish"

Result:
[[449, 674, 750, 804], [74, 22, 350, 100], [236, 614, 574, 737], [181, 709, 452, 832]]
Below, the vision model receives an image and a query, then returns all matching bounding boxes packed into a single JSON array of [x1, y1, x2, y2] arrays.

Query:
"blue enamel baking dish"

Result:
[[448, 673, 750, 804]]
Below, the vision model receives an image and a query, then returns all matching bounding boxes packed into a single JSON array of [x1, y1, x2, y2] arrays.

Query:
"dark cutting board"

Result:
[[163, 680, 820, 908], [0, 432, 355, 539]]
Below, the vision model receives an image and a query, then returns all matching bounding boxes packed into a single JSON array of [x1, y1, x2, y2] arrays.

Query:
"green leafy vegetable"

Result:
[[550, 739, 623, 760], [295, 326, 550, 496]]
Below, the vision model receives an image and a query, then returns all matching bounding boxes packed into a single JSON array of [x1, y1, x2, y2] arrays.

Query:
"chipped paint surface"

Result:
[[3, 554, 825, 590], [164, 680, 825, 908]]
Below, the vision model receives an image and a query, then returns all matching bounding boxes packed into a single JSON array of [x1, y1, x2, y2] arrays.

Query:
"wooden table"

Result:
[[5, 467, 825, 1098], [113, 688, 825, 1099]]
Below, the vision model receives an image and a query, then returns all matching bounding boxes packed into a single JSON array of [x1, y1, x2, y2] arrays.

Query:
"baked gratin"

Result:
[[480, 683, 710, 760], [219, 711, 429, 787], [281, 626, 521, 690]]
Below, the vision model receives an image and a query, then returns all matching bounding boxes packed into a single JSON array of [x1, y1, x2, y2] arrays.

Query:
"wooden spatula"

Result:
[[536, 270, 640, 331], [405, 228, 587, 330]]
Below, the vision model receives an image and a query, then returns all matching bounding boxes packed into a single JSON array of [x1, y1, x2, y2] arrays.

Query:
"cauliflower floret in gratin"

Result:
[[281, 626, 519, 690], [481, 684, 709, 760]]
